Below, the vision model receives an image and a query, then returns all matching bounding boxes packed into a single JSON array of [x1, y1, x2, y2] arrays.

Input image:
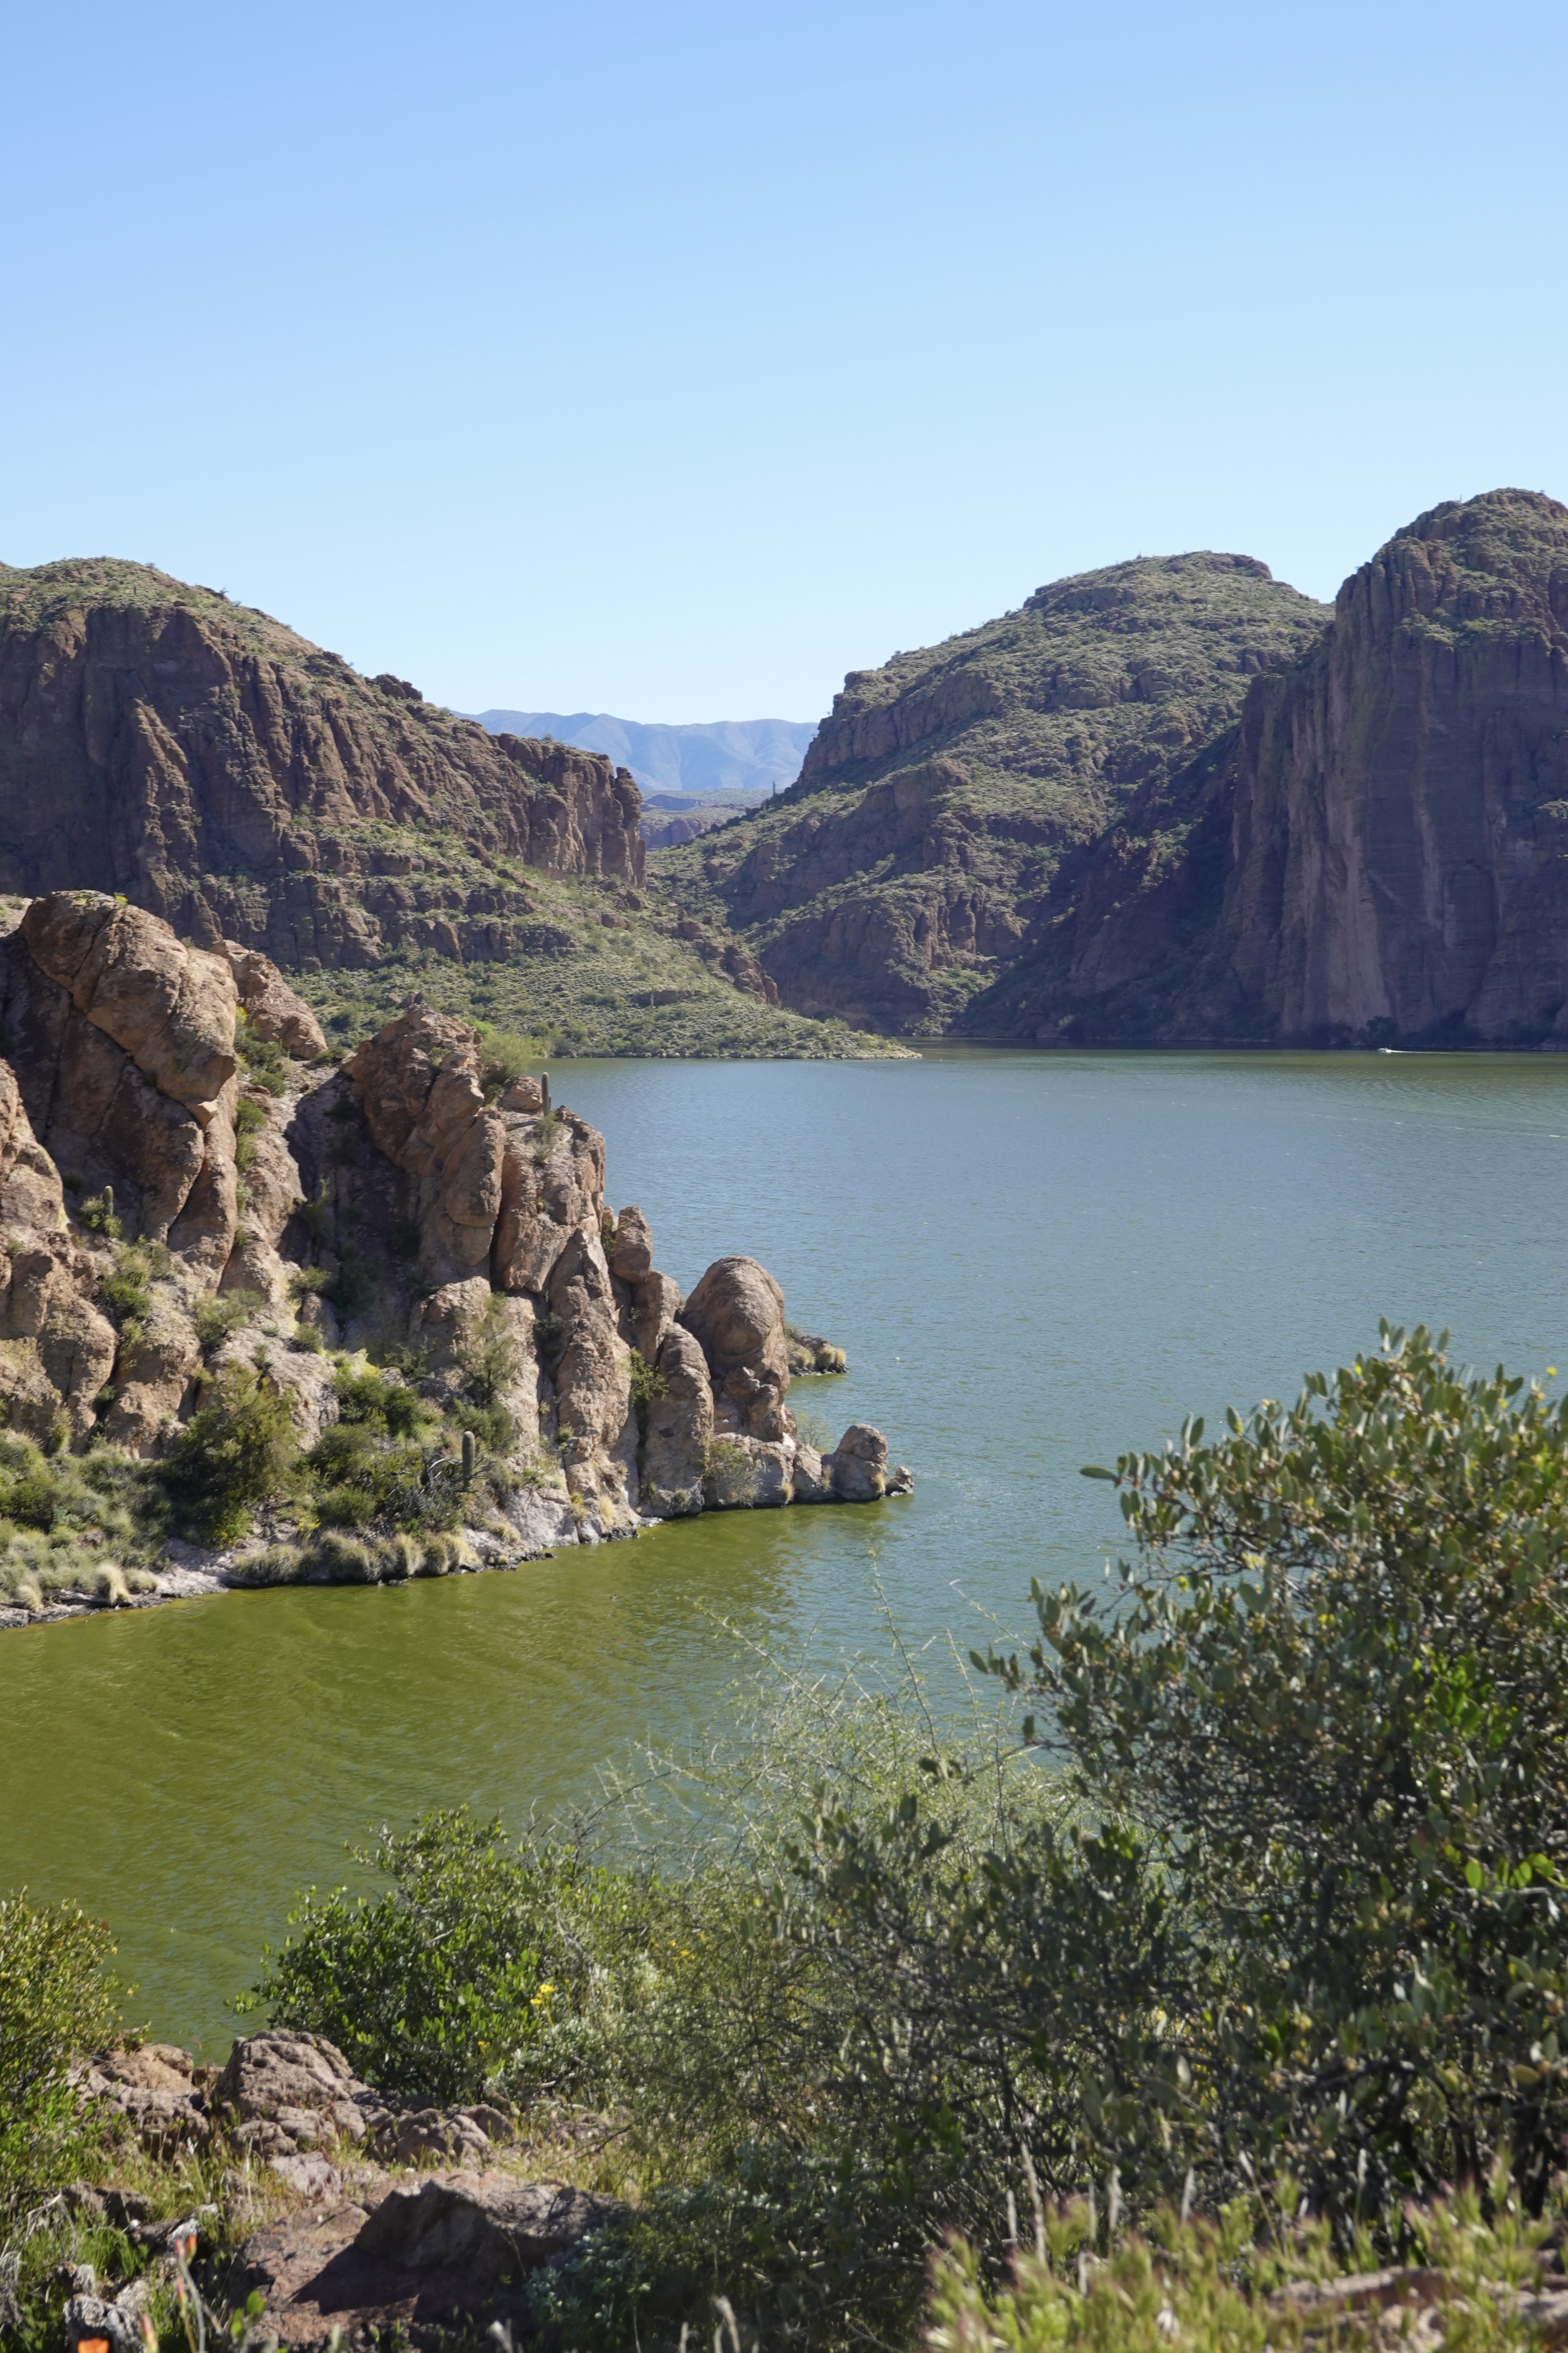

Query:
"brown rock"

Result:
[[0, 563, 645, 976], [680, 1254, 792, 1441], [608, 1204, 653, 1280], [823, 1422, 888, 1502], [224, 941, 328, 1058], [641, 1326, 714, 1518], [215, 2028, 369, 2124], [356, 2173, 623, 2281], [22, 893, 237, 1121], [346, 1009, 503, 1285]]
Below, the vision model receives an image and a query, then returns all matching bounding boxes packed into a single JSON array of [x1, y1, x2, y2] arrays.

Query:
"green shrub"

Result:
[[194, 1287, 264, 1354], [629, 1348, 668, 1410], [324, 1253, 375, 1316], [242, 1811, 566, 2101], [288, 1261, 331, 1298], [160, 1365, 300, 1543], [233, 1094, 268, 1172], [0, 1894, 122, 2217], [235, 1011, 289, 1097], [77, 1191, 122, 1239], [454, 1293, 520, 1408], [475, 1024, 537, 1101], [98, 1244, 153, 1326], [982, 1322, 1568, 2224]]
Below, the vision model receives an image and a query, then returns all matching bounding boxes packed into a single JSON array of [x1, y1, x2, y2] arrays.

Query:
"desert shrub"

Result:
[[241, 1810, 619, 2102], [235, 1011, 288, 1096], [334, 1366, 426, 1437], [324, 1253, 375, 1317], [98, 1245, 152, 1325], [160, 1365, 299, 1543], [476, 1024, 536, 1101], [0, 1894, 122, 2217], [456, 1293, 521, 1408], [448, 1398, 514, 1453], [979, 1322, 1568, 2225], [194, 1287, 264, 1355], [288, 1261, 331, 1298], [629, 1349, 668, 1411], [233, 1094, 268, 1172], [77, 1191, 122, 1239]]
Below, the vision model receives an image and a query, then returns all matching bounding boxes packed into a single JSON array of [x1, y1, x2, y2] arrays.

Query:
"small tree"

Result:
[[992, 1322, 1568, 2219], [163, 1365, 300, 1543]]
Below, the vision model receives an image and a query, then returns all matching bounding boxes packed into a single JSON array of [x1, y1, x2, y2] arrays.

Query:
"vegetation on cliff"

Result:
[[654, 553, 1328, 1033]]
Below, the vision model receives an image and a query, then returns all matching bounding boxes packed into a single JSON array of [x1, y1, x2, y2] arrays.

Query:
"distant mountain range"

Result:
[[469, 711, 815, 800]]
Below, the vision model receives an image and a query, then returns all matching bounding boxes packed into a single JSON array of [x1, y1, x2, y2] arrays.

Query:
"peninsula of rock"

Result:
[[0, 891, 909, 1628]]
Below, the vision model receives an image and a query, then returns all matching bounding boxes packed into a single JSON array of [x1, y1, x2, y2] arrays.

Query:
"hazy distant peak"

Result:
[[469, 709, 815, 799]]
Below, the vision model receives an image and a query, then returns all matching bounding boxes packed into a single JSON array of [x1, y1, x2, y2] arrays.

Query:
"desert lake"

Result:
[[2, 1043, 1566, 2048]]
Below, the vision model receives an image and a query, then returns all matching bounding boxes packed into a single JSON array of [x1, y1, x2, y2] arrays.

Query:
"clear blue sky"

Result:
[[4, 0, 1563, 722]]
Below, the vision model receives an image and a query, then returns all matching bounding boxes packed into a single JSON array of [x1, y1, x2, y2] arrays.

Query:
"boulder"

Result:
[[629, 1268, 681, 1363], [62, 2294, 137, 2353], [22, 894, 237, 1123], [680, 1255, 792, 1441], [215, 2029, 371, 2147], [640, 1327, 714, 1518], [224, 942, 328, 1059], [355, 2173, 624, 2281], [346, 1008, 503, 1286], [704, 1434, 794, 1509], [791, 1441, 834, 1502], [823, 1422, 889, 1502], [608, 1205, 653, 1280], [85, 2045, 210, 2155]]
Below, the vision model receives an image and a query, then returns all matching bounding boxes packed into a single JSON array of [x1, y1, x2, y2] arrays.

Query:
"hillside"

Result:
[[472, 708, 813, 797], [0, 560, 900, 1059], [653, 553, 1331, 1031], [981, 488, 1568, 1046]]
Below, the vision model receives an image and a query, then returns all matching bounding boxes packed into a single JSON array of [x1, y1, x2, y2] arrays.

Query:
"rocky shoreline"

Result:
[[0, 889, 911, 1630]]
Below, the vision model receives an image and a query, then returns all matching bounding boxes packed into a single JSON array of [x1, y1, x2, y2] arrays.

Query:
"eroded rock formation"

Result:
[[0, 893, 907, 1589]]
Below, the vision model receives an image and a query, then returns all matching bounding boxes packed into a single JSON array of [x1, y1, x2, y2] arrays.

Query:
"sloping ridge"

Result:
[[0, 558, 645, 974], [653, 552, 1331, 1033]]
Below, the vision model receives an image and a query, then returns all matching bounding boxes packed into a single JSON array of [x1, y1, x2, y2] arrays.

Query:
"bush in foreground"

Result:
[[0, 1895, 121, 2221]]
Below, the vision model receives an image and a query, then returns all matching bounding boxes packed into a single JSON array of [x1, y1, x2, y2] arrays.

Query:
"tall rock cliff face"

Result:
[[0, 560, 645, 972], [1224, 489, 1568, 1043], [983, 490, 1568, 1047], [654, 555, 1328, 1032]]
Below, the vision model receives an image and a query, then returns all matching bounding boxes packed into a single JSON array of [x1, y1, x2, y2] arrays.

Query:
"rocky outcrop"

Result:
[[0, 893, 906, 1591], [355, 2174, 622, 2280], [225, 942, 327, 1058], [0, 559, 645, 972], [657, 554, 1329, 1033]]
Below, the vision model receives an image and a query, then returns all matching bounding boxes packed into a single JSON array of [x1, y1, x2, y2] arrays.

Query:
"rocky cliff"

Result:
[[653, 555, 1329, 1032], [0, 893, 906, 1623], [0, 559, 644, 971], [985, 490, 1568, 1046]]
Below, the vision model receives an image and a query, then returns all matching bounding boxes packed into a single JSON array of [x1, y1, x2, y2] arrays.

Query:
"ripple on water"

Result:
[[4, 1045, 1567, 2046]]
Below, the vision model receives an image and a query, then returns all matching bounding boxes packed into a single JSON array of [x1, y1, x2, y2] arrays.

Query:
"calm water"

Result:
[[3, 1046, 1567, 2048]]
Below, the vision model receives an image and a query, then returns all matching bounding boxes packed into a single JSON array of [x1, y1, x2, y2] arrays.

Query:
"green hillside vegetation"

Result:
[[653, 554, 1330, 1033], [289, 858, 905, 1058]]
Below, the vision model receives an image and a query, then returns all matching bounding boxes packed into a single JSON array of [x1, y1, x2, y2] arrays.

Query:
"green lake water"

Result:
[[3, 1045, 1567, 2051]]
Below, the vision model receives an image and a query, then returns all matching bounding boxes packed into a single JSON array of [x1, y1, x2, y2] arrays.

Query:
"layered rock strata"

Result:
[[0, 559, 644, 971], [0, 892, 908, 1586]]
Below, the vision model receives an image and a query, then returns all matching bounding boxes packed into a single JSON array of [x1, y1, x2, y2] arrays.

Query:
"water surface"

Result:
[[3, 1047, 1566, 2047]]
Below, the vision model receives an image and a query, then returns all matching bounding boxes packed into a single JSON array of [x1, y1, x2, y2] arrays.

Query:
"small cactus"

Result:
[[102, 1183, 114, 1222], [540, 1072, 551, 1113], [461, 1428, 475, 1485]]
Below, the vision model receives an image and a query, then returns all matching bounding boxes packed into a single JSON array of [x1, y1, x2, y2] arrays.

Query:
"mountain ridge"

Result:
[[471, 709, 813, 800]]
